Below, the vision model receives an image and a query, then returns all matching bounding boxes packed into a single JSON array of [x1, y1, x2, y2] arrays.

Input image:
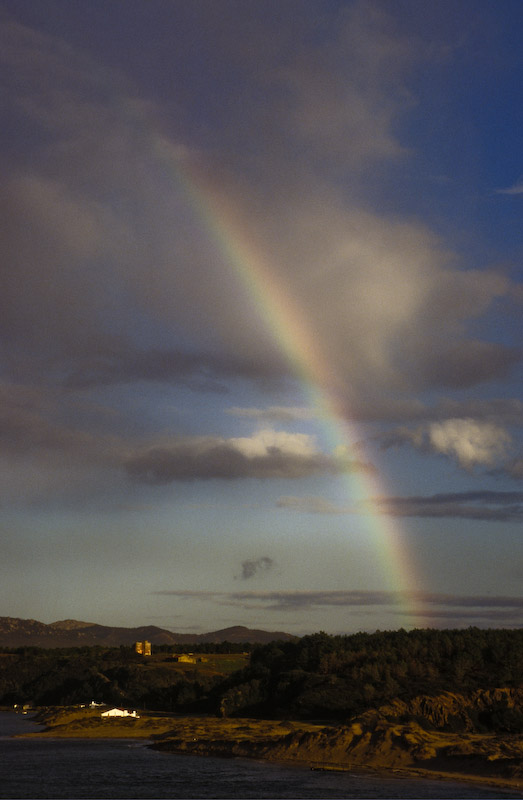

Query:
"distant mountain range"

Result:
[[0, 617, 296, 648]]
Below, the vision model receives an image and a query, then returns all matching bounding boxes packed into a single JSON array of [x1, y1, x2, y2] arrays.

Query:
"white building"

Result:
[[101, 708, 139, 718]]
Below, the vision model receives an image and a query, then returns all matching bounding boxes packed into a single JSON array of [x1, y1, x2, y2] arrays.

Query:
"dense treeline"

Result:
[[0, 640, 253, 657], [214, 627, 523, 719], [1, 628, 522, 724], [153, 642, 253, 654]]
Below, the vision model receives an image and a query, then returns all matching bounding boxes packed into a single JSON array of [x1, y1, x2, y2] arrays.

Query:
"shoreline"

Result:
[[149, 732, 523, 797], [15, 707, 523, 796], [156, 746, 523, 797]]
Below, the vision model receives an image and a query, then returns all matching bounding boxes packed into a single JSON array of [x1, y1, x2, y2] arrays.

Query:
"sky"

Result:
[[1, 0, 522, 637]]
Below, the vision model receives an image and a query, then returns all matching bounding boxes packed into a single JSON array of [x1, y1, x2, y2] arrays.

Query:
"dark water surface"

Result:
[[0, 712, 518, 799]]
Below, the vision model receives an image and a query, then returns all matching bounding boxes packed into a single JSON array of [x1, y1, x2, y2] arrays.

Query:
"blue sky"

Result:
[[0, 0, 522, 635]]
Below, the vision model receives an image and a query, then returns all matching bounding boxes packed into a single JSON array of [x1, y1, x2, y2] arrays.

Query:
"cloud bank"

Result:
[[125, 430, 364, 483]]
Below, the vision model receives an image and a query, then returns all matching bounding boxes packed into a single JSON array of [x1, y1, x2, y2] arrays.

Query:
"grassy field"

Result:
[[136, 652, 249, 677], [21, 706, 321, 743]]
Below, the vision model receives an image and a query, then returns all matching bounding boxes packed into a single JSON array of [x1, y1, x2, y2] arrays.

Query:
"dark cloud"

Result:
[[374, 397, 523, 434], [153, 588, 523, 613], [125, 436, 352, 483], [239, 557, 275, 580], [230, 398, 523, 427], [493, 457, 523, 481], [151, 589, 523, 630], [0, 382, 119, 463], [417, 340, 522, 390], [508, 460, 523, 479], [1, 5, 518, 416], [375, 491, 523, 522], [64, 349, 287, 392], [277, 490, 523, 522], [394, 607, 523, 622], [226, 406, 314, 423], [431, 398, 523, 427]]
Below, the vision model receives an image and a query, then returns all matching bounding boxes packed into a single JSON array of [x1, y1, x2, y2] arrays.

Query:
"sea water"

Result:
[[0, 712, 517, 799]]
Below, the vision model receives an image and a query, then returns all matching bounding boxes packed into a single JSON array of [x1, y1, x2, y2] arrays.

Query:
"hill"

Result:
[[0, 616, 295, 648]]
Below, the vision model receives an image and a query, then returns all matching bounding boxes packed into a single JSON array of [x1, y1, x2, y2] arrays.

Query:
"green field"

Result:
[[140, 652, 249, 676]]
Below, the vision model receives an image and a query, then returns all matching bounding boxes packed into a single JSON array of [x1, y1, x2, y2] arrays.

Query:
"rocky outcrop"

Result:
[[368, 688, 523, 733], [255, 718, 438, 769]]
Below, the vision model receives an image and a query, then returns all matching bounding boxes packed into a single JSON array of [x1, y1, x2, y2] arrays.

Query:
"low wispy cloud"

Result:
[[153, 588, 523, 617], [277, 495, 351, 514], [374, 491, 523, 521], [153, 589, 523, 608], [395, 607, 523, 625], [277, 491, 523, 522], [496, 178, 523, 195], [238, 556, 275, 580], [226, 406, 314, 423]]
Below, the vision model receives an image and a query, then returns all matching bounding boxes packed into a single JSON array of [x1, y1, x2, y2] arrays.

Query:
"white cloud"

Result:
[[427, 418, 512, 470], [229, 429, 317, 459], [381, 417, 514, 473]]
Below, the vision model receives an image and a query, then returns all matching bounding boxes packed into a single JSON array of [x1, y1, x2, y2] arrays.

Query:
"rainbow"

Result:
[[152, 134, 426, 627]]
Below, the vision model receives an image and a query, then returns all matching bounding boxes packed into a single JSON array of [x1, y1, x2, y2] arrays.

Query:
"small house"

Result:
[[171, 653, 208, 663], [101, 708, 139, 719]]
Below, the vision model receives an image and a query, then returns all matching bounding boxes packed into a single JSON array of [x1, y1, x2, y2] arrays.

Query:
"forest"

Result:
[[216, 627, 523, 721], [1, 627, 522, 729]]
